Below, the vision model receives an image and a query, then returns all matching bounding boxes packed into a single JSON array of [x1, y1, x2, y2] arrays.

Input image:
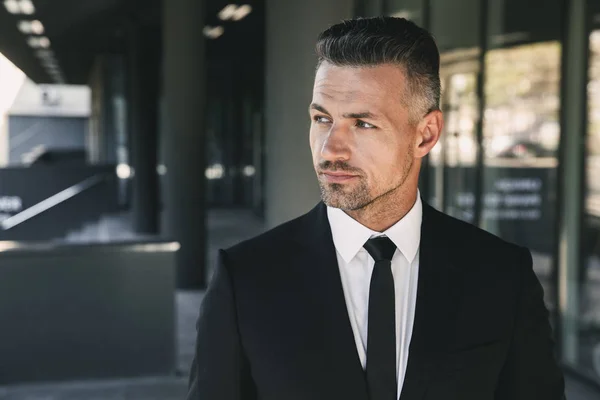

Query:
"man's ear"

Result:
[[415, 110, 443, 159]]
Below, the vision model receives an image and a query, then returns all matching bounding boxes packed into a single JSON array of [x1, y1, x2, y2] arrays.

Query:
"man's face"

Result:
[[309, 62, 419, 211]]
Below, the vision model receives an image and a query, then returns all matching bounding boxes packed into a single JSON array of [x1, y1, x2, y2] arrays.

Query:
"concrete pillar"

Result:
[[265, 0, 354, 228], [88, 55, 121, 165], [100, 56, 122, 165], [162, 0, 206, 288], [558, 0, 587, 366], [129, 26, 161, 235]]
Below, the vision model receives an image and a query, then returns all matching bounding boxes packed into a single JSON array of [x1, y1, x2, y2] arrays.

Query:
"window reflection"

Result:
[[484, 42, 561, 166], [482, 41, 562, 314], [587, 31, 600, 219], [581, 29, 600, 382], [445, 73, 479, 167], [428, 48, 480, 219]]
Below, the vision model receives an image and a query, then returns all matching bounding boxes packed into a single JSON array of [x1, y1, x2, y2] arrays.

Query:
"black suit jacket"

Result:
[[187, 202, 565, 400]]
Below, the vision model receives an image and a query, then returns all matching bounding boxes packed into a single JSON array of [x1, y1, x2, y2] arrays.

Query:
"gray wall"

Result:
[[0, 241, 176, 384], [265, 0, 354, 228], [7, 116, 87, 165]]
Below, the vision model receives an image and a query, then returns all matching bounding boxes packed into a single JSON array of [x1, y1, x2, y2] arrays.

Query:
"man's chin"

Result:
[[320, 191, 343, 208], [321, 193, 366, 211], [322, 197, 344, 209]]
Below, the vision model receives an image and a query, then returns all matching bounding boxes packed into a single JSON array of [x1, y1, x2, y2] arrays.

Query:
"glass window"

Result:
[[427, 0, 562, 315], [423, 0, 481, 216], [432, 50, 480, 223], [426, 0, 481, 218], [482, 41, 561, 312], [482, 0, 563, 316], [580, 27, 600, 384]]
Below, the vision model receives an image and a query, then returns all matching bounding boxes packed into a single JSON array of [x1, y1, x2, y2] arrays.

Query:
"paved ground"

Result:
[[0, 208, 598, 399]]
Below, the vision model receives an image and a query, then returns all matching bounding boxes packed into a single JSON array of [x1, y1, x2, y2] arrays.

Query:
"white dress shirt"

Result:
[[327, 195, 422, 398]]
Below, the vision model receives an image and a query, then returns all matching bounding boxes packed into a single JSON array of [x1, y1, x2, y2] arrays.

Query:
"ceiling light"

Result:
[[3, 0, 20, 14], [205, 164, 224, 180], [203, 25, 224, 39], [34, 49, 54, 58], [19, 0, 34, 14], [17, 19, 43, 34], [232, 4, 252, 21], [42, 61, 58, 69], [27, 36, 50, 48], [218, 4, 237, 20], [116, 164, 132, 179], [243, 165, 256, 177], [27, 36, 40, 48], [30, 19, 44, 34], [17, 20, 31, 33], [38, 36, 50, 48], [4, 0, 34, 14]]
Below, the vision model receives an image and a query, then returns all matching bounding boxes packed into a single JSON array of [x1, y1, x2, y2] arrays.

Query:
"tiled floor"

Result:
[[0, 208, 598, 399]]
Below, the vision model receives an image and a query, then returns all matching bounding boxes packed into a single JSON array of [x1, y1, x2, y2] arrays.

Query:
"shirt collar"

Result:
[[327, 193, 423, 264]]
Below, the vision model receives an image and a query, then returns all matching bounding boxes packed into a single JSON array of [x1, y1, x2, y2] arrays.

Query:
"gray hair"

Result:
[[315, 17, 441, 123]]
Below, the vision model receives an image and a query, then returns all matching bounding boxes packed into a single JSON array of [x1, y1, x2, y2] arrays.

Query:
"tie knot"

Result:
[[363, 236, 397, 262]]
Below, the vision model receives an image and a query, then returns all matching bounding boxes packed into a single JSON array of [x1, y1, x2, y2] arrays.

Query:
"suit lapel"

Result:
[[294, 203, 368, 400], [293, 202, 464, 400], [400, 203, 465, 400]]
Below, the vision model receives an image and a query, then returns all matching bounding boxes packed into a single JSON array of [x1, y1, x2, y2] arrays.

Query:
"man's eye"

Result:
[[356, 120, 376, 129], [314, 116, 332, 124]]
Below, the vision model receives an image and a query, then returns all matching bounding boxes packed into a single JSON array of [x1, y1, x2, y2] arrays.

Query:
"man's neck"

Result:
[[345, 188, 418, 232]]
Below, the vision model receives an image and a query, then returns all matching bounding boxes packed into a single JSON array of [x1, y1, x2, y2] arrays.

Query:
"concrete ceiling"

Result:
[[0, 0, 264, 85]]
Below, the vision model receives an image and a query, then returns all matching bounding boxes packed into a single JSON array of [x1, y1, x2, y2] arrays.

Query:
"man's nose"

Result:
[[320, 124, 351, 162]]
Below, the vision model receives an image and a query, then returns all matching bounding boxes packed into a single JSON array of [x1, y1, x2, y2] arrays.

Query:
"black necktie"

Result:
[[363, 237, 397, 400]]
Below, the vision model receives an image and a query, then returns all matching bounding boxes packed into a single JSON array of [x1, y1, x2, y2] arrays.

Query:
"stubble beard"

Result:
[[319, 155, 415, 212], [319, 177, 373, 211]]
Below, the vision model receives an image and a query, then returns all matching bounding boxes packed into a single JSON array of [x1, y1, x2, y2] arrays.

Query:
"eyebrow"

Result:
[[309, 103, 379, 120]]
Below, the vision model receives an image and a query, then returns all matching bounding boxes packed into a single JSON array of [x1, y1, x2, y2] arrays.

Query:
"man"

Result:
[[187, 17, 565, 400]]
